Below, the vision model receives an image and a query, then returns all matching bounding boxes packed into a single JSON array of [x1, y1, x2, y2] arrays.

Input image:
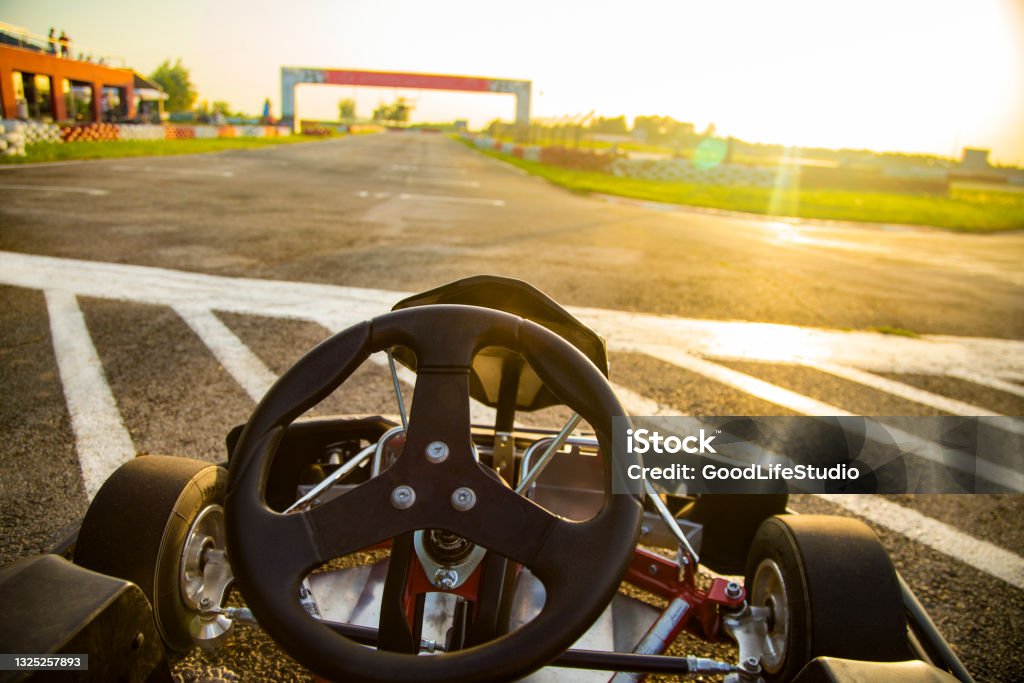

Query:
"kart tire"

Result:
[[676, 493, 788, 575], [74, 455, 228, 653], [744, 515, 909, 682]]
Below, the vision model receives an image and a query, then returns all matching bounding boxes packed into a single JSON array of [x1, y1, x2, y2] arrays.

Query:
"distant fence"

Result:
[[466, 133, 952, 193], [610, 158, 779, 187], [0, 120, 292, 155]]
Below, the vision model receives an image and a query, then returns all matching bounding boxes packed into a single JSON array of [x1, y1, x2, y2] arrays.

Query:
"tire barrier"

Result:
[[299, 124, 334, 136], [116, 124, 165, 141], [1, 120, 61, 146], [0, 123, 295, 150], [61, 123, 121, 143], [191, 126, 219, 139], [469, 134, 613, 171], [0, 121, 27, 156], [539, 146, 617, 172], [164, 125, 196, 140], [470, 135, 542, 162], [610, 158, 778, 187]]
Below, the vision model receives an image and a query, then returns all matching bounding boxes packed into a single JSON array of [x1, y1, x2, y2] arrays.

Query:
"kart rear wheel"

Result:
[[74, 455, 228, 653], [744, 514, 908, 681]]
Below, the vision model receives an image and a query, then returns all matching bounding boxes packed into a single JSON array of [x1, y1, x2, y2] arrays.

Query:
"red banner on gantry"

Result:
[[321, 69, 493, 92]]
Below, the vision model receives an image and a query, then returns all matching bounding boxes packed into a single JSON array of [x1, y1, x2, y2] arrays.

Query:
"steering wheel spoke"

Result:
[[460, 471, 569, 567], [303, 471, 414, 559], [401, 368, 476, 467]]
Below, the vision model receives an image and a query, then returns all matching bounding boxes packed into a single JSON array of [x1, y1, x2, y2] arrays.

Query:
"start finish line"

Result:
[[279, 67, 532, 131]]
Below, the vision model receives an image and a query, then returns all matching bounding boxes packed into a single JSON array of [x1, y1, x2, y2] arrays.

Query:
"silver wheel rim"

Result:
[[179, 504, 226, 611], [750, 557, 789, 673]]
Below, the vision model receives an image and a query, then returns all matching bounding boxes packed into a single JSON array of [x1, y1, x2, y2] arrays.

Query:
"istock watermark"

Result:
[[610, 416, 1023, 495], [626, 428, 718, 455]]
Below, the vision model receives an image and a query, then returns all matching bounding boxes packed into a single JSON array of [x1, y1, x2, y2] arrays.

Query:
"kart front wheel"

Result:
[[744, 514, 909, 681], [74, 455, 228, 652]]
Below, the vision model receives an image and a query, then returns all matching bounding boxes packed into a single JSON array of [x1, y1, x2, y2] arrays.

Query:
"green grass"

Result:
[[465, 143, 1024, 232], [871, 326, 920, 338], [0, 136, 329, 164]]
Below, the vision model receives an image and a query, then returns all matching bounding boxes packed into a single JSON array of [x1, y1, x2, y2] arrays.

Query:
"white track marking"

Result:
[[391, 164, 468, 174], [0, 184, 107, 196], [0, 251, 397, 331], [2, 250, 1020, 381], [816, 494, 1024, 591], [805, 361, 1011, 420], [377, 174, 480, 188], [615, 343, 1023, 492], [397, 193, 504, 207], [174, 306, 278, 403], [808, 362, 1024, 439], [45, 290, 135, 499], [109, 165, 234, 178], [0, 160, 90, 170], [3, 250, 1020, 379], [579, 309, 1024, 382], [619, 343, 842, 415], [949, 370, 1024, 399]]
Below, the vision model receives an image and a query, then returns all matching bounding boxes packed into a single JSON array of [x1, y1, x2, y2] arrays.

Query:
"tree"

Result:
[[372, 98, 412, 124], [149, 58, 197, 112], [590, 116, 628, 135], [338, 98, 356, 121], [632, 116, 698, 145]]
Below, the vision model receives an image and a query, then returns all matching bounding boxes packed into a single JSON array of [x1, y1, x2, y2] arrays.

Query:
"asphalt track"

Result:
[[0, 133, 1021, 681]]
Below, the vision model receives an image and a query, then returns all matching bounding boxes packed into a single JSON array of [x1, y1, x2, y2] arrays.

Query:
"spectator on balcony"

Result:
[[58, 30, 70, 58], [48, 28, 58, 55]]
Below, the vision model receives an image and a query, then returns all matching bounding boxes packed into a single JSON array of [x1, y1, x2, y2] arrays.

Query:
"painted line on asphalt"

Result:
[[390, 163, 469, 174], [109, 165, 234, 178], [621, 342, 840, 414], [45, 289, 135, 499], [618, 343, 1024, 492], [576, 308, 1024, 383], [377, 174, 481, 188], [949, 370, 1024, 399], [0, 160, 91, 170], [174, 306, 278, 403], [807, 361, 1012, 420], [3, 251, 1020, 380], [810, 362, 1024, 439], [817, 493, 1024, 591], [0, 184, 107, 196], [398, 192, 504, 207]]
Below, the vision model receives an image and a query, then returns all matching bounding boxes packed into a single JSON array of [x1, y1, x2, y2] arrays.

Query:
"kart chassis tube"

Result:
[[321, 619, 701, 675]]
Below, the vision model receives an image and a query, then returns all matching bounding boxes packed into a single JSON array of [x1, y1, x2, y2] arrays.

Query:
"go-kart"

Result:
[[0, 276, 972, 682]]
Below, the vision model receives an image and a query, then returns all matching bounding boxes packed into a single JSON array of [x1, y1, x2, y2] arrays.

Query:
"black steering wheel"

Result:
[[226, 305, 643, 683]]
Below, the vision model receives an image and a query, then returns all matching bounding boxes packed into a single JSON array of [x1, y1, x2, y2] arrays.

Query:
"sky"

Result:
[[2, 0, 1022, 163]]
